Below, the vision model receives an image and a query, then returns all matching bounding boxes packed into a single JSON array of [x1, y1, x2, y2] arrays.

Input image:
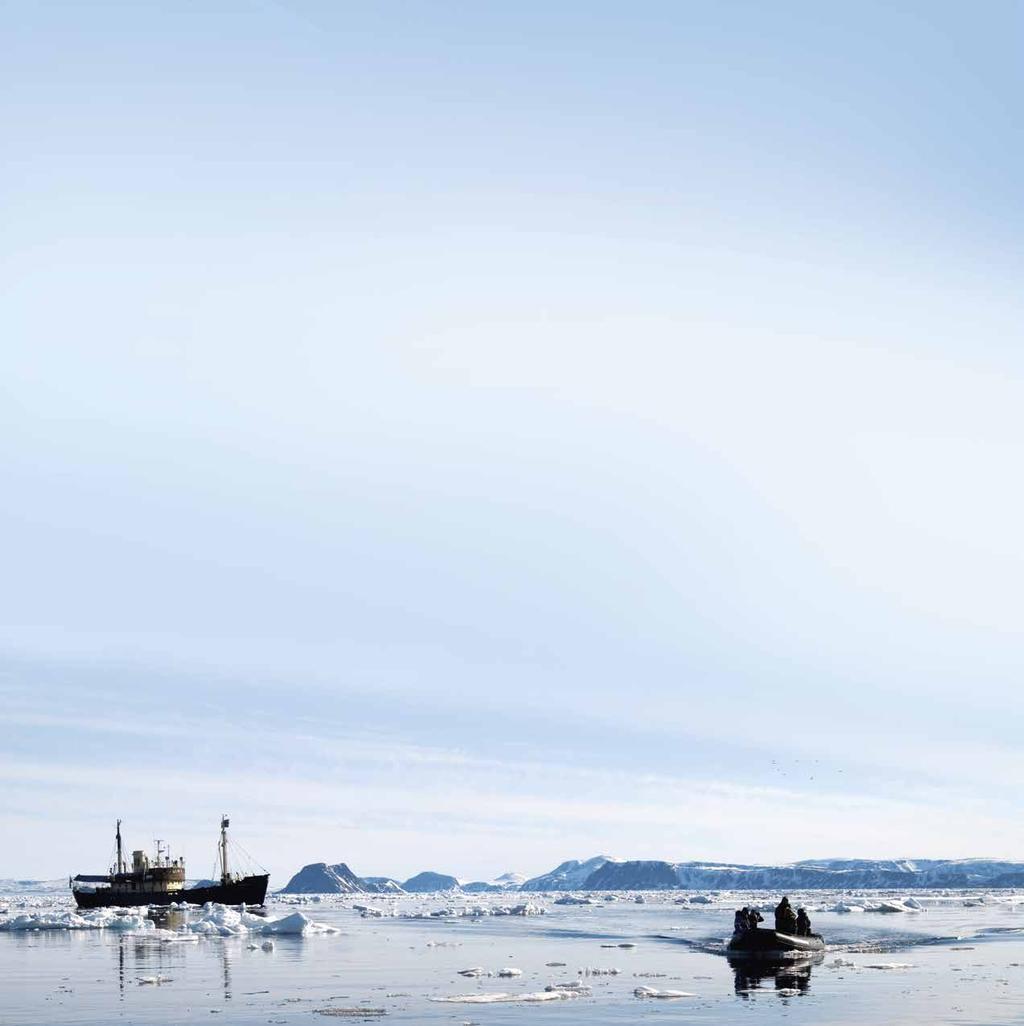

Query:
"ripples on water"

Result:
[[2, 889, 1024, 1024]]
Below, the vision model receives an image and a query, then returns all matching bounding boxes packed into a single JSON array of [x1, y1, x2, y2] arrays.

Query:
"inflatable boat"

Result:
[[727, 928, 825, 956]]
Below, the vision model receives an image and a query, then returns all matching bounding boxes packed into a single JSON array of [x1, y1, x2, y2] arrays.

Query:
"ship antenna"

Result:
[[116, 819, 124, 875], [220, 815, 230, 883]]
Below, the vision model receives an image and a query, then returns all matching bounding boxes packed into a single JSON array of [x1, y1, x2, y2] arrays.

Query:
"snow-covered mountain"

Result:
[[360, 876, 405, 893], [462, 871, 527, 893], [279, 863, 402, 894], [401, 871, 461, 892], [524, 856, 1024, 891], [278, 854, 1024, 896], [494, 871, 526, 887], [519, 856, 621, 891]]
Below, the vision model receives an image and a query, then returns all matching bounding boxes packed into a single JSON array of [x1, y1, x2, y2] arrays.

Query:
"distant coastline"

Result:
[[273, 855, 1024, 895]]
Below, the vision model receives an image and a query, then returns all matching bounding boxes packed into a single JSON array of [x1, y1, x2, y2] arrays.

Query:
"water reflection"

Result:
[[111, 907, 230, 998], [146, 908, 188, 932], [729, 953, 823, 998]]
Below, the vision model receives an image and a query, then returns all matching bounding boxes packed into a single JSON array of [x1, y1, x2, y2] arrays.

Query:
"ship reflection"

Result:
[[113, 907, 232, 1001], [729, 953, 823, 998]]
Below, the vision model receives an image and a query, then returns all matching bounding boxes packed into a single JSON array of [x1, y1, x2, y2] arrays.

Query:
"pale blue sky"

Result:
[[2, 1, 1023, 881]]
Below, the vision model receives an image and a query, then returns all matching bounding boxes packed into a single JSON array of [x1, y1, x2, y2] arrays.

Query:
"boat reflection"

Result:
[[729, 953, 823, 997]]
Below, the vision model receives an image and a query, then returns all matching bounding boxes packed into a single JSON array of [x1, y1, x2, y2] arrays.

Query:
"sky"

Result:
[[2, 1, 1023, 883]]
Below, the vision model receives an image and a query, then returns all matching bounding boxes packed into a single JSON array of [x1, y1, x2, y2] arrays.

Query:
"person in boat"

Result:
[[734, 907, 750, 935], [796, 907, 811, 936], [748, 907, 763, 929], [774, 896, 798, 934]]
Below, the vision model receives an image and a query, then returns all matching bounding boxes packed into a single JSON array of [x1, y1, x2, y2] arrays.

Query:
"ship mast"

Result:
[[115, 819, 124, 875], [219, 815, 230, 883]]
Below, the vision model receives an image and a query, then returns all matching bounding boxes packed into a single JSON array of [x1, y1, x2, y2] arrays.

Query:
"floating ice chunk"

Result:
[[546, 981, 590, 994], [498, 903, 545, 916], [137, 975, 172, 985], [829, 958, 855, 968], [0, 908, 153, 933], [432, 993, 532, 1004], [617, 942, 636, 948], [313, 1009, 385, 1017], [432, 985, 588, 1005], [862, 963, 914, 970], [432, 993, 513, 1001], [458, 967, 487, 978], [497, 968, 522, 978], [580, 967, 620, 976], [864, 900, 920, 914], [187, 903, 337, 937], [554, 895, 595, 905], [633, 986, 696, 998], [353, 905, 387, 918], [260, 911, 338, 935]]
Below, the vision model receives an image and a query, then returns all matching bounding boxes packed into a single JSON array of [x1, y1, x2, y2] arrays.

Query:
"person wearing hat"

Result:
[[774, 896, 798, 934]]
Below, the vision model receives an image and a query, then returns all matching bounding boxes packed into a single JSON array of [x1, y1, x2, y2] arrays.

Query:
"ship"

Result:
[[71, 816, 270, 909]]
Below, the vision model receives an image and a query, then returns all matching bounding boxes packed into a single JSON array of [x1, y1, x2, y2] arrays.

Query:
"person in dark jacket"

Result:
[[748, 908, 764, 929], [774, 896, 798, 934], [796, 908, 811, 936]]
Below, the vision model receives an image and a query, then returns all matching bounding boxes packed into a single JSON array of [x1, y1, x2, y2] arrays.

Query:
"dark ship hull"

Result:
[[73, 873, 269, 909]]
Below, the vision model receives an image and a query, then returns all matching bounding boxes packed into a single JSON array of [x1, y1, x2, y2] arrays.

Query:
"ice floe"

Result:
[[864, 899, 921, 914], [0, 908, 153, 932], [0, 900, 337, 937], [633, 986, 696, 998], [431, 992, 571, 1004], [187, 904, 338, 937], [546, 982, 591, 995]]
